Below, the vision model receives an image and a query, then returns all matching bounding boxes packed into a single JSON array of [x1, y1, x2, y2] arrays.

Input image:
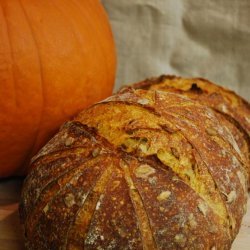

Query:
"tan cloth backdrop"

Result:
[[101, 0, 250, 100]]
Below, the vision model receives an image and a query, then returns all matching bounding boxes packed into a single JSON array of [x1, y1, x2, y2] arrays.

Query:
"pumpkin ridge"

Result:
[[71, 0, 114, 80], [0, 1, 17, 106], [18, 0, 46, 172], [50, 0, 83, 55]]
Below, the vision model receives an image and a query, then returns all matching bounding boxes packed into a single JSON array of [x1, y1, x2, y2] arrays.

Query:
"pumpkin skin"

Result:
[[0, 0, 116, 177]]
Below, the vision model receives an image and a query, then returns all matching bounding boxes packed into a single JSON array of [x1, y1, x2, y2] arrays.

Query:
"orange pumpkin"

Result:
[[0, 0, 116, 177]]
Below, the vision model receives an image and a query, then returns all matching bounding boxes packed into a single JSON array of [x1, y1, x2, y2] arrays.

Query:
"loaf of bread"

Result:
[[20, 79, 249, 249]]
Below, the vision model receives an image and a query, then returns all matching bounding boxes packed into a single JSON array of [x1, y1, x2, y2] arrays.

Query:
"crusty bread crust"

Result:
[[133, 75, 250, 136], [20, 87, 248, 249], [133, 75, 250, 182]]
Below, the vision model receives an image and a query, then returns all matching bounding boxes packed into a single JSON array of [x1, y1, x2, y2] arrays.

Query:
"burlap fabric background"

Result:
[[102, 0, 250, 100]]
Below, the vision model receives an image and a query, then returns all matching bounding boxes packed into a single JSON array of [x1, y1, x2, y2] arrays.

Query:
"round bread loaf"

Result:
[[20, 87, 249, 249]]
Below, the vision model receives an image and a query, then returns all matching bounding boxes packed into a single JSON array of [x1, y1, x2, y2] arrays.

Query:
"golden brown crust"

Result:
[[132, 75, 250, 135], [132, 75, 250, 183], [20, 88, 248, 249]]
